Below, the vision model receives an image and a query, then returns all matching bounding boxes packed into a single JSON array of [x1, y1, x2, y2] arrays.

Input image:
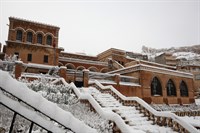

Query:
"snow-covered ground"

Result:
[[0, 71, 112, 133], [1, 69, 200, 133], [86, 87, 177, 133], [173, 52, 200, 60]]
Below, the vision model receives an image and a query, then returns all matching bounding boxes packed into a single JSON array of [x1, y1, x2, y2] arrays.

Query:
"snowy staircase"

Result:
[[0, 89, 67, 133], [0, 70, 96, 133], [88, 87, 176, 133]]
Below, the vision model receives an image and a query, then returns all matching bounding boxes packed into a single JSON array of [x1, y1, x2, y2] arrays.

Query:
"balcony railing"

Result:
[[59, 57, 108, 66]]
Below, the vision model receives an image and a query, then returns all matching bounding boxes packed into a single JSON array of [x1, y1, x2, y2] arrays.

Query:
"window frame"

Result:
[[27, 54, 32, 62], [180, 81, 189, 97], [166, 79, 176, 96], [37, 34, 43, 44], [46, 35, 52, 45], [27, 32, 33, 43], [151, 77, 162, 96], [43, 55, 48, 63], [16, 30, 23, 41]]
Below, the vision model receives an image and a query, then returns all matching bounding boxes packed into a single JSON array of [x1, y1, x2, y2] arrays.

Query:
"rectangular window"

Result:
[[43, 55, 48, 63], [27, 54, 32, 62]]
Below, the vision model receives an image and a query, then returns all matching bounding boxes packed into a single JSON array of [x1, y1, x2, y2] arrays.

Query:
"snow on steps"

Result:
[[0, 70, 96, 133], [0, 90, 66, 133], [54, 78, 199, 133], [92, 80, 199, 133], [87, 86, 174, 133], [54, 78, 144, 133], [51, 78, 198, 133]]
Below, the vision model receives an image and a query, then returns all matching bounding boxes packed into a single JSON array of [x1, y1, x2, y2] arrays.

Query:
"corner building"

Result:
[[4, 17, 63, 68]]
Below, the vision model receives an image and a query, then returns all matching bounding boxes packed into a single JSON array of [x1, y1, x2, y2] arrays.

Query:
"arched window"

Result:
[[151, 77, 162, 96], [37, 34, 43, 44], [100, 68, 109, 73], [66, 63, 75, 70], [167, 79, 176, 96], [46, 35, 52, 45], [180, 81, 188, 96], [88, 67, 98, 72], [27, 32, 33, 43], [77, 66, 85, 71], [16, 30, 22, 41]]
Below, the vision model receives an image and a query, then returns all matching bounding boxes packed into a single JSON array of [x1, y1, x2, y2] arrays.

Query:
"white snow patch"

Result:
[[0, 70, 97, 133]]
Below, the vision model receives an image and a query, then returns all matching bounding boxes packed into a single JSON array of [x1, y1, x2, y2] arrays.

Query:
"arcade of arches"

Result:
[[151, 77, 188, 97], [59, 62, 109, 73]]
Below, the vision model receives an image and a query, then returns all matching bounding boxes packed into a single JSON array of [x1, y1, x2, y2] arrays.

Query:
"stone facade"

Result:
[[177, 60, 200, 98], [155, 52, 177, 67], [59, 52, 108, 72], [109, 62, 195, 104], [4, 17, 63, 67]]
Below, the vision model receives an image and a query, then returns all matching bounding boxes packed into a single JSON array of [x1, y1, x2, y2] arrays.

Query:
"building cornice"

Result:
[[109, 64, 193, 79], [9, 17, 60, 29], [6, 40, 63, 50], [59, 57, 108, 66]]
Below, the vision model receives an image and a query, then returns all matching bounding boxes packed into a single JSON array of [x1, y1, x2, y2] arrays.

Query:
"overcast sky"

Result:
[[0, 0, 199, 55]]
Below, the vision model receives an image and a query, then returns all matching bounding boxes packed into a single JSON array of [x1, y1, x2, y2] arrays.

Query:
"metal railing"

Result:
[[0, 87, 73, 133]]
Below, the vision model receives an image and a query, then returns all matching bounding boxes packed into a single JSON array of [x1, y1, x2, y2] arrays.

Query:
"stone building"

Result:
[[155, 52, 177, 67], [4, 17, 63, 71], [2, 17, 196, 104], [109, 61, 194, 104], [177, 60, 200, 98]]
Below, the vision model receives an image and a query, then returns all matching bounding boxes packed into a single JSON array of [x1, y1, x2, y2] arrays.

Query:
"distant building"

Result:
[[177, 60, 200, 98], [155, 52, 177, 67]]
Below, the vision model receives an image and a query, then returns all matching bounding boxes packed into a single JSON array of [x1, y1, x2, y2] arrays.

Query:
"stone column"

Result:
[[83, 69, 89, 87], [59, 66, 67, 81], [114, 74, 120, 90], [15, 61, 23, 79]]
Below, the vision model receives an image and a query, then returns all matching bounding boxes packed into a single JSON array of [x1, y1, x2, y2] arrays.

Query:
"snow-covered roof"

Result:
[[173, 52, 200, 60], [59, 57, 108, 66], [126, 55, 176, 69], [9, 17, 60, 29], [109, 63, 193, 79], [24, 63, 55, 69], [61, 51, 97, 58]]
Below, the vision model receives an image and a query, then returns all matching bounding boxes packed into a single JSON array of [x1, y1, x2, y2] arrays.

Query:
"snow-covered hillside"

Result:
[[142, 45, 200, 61]]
